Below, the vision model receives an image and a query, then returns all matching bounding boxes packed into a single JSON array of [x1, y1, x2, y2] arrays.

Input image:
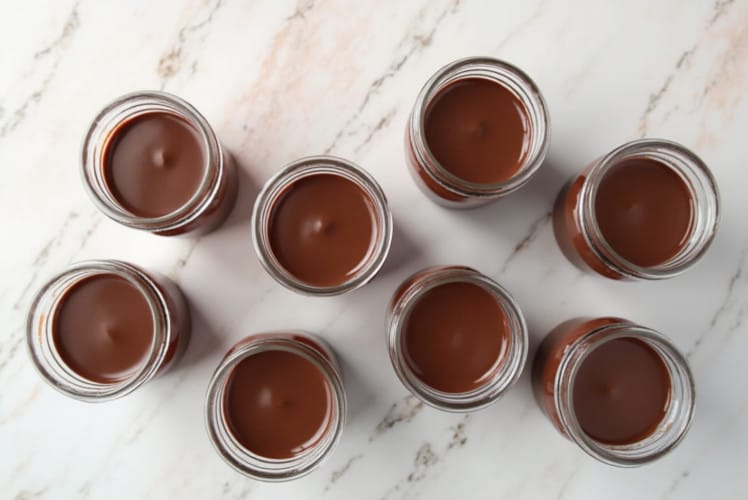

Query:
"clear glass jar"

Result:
[[252, 155, 393, 296], [386, 266, 528, 412], [405, 57, 550, 207], [553, 139, 720, 279], [82, 91, 238, 236], [26, 260, 190, 402], [532, 317, 695, 467], [205, 332, 346, 481]]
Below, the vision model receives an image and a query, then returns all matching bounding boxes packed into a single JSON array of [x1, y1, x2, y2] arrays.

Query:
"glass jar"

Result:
[[82, 91, 238, 236], [405, 57, 550, 207], [252, 155, 393, 296], [553, 139, 720, 279], [26, 260, 190, 402], [205, 332, 346, 481], [532, 317, 695, 467], [386, 266, 528, 412]]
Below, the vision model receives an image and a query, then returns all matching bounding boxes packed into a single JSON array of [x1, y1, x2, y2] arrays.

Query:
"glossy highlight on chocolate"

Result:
[[104, 111, 207, 218], [224, 349, 333, 459], [402, 281, 509, 393], [387, 266, 528, 412], [52, 274, 154, 383], [552, 139, 719, 280], [268, 173, 377, 287], [205, 332, 346, 481], [424, 77, 530, 184], [594, 158, 693, 267], [573, 337, 671, 444], [82, 92, 238, 236], [27, 260, 191, 401], [532, 317, 695, 466]]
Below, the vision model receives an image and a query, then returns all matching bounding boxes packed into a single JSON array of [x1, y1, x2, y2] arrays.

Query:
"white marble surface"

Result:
[[2, 0, 748, 498]]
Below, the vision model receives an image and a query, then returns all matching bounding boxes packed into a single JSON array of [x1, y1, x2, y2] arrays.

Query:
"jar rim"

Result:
[[204, 333, 346, 481], [409, 56, 550, 198], [81, 91, 225, 232], [387, 266, 528, 412], [554, 322, 695, 466], [251, 155, 393, 296], [579, 138, 720, 279], [26, 260, 171, 402]]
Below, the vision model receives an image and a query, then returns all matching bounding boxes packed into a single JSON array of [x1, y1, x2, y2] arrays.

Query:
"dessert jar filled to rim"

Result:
[[82, 91, 238, 236], [205, 332, 346, 481], [406, 57, 550, 207], [387, 266, 528, 412], [252, 156, 393, 296], [26, 260, 190, 402], [532, 317, 695, 467], [553, 139, 719, 279]]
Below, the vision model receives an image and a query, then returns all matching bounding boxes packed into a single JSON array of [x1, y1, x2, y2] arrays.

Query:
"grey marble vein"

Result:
[[11, 211, 80, 312], [688, 247, 748, 357], [169, 237, 203, 282], [0, 1, 80, 139], [499, 211, 551, 274], [492, 0, 551, 52], [13, 487, 47, 500], [661, 470, 690, 500], [324, 454, 363, 492], [324, 0, 461, 154], [638, 0, 737, 136], [554, 467, 580, 500], [158, 0, 227, 87], [446, 415, 470, 450], [220, 480, 253, 499], [370, 395, 424, 442], [286, 0, 317, 22], [379, 442, 440, 500], [353, 108, 397, 154]]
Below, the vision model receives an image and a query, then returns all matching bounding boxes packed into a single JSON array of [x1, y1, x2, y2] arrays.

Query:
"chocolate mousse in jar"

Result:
[[553, 139, 719, 279], [405, 57, 550, 207]]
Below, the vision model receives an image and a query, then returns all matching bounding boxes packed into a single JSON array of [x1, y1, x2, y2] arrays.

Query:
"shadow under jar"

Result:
[[553, 139, 719, 280], [387, 266, 528, 412], [82, 91, 238, 236], [252, 156, 393, 295], [405, 57, 550, 208], [532, 317, 695, 467], [205, 332, 346, 481], [26, 260, 190, 402]]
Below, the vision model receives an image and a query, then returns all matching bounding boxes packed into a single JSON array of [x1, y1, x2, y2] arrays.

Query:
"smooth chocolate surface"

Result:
[[104, 111, 206, 218], [402, 281, 509, 393], [268, 173, 377, 287], [53, 274, 154, 383], [595, 158, 693, 267], [224, 350, 332, 459], [424, 77, 530, 184], [573, 338, 671, 444]]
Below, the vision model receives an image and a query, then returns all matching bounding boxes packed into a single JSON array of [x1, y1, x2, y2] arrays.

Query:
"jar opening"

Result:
[[423, 77, 532, 185], [205, 334, 346, 481], [410, 57, 550, 199], [101, 110, 209, 219], [266, 172, 379, 288], [252, 156, 392, 296], [221, 349, 334, 460], [581, 139, 720, 279], [570, 336, 671, 445], [27, 261, 169, 401], [400, 280, 510, 394], [556, 323, 695, 466], [388, 267, 527, 412], [82, 91, 223, 232], [51, 272, 156, 384]]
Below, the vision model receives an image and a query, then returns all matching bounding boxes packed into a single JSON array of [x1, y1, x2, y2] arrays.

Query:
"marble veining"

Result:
[[2, 0, 748, 499]]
